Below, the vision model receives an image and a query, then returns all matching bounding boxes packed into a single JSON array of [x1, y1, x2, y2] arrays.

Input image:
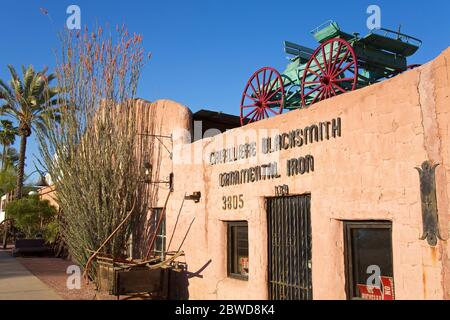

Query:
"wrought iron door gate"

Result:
[[267, 195, 312, 300]]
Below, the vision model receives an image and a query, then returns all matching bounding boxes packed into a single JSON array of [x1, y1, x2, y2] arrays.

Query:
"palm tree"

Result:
[[0, 65, 60, 199], [0, 120, 17, 171]]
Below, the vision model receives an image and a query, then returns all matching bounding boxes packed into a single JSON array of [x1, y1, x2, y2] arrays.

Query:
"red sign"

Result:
[[357, 285, 383, 300], [357, 276, 395, 300], [239, 257, 249, 275], [380, 276, 395, 300]]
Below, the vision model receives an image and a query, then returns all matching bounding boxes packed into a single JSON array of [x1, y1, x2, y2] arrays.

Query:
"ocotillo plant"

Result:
[[37, 25, 151, 282]]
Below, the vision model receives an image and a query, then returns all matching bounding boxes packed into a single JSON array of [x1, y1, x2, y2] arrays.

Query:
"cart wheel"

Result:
[[301, 38, 358, 107], [240, 67, 284, 126]]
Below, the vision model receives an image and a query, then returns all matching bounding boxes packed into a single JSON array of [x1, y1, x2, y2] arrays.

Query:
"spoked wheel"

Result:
[[301, 38, 358, 107], [240, 67, 285, 126]]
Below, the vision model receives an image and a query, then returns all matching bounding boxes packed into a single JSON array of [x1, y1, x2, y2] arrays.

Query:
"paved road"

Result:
[[0, 250, 62, 300]]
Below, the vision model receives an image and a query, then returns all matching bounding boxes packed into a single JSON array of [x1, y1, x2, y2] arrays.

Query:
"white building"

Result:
[[0, 193, 13, 223], [0, 194, 7, 223]]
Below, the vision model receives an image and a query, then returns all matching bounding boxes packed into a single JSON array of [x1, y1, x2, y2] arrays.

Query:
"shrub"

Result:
[[37, 25, 150, 282], [5, 195, 57, 240]]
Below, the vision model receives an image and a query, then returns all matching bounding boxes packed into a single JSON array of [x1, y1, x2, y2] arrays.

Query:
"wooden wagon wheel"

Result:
[[301, 38, 358, 107], [240, 67, 285, 126]]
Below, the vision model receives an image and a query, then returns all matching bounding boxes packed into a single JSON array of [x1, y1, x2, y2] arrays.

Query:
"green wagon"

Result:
[[240, 20, 422, 125]]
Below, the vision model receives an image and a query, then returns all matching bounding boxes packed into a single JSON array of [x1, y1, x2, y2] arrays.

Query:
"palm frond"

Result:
[[0, 79, 15, 104], [7, 65, 23, 95], [33, 120, 48, 137], [0, 65, 60, 133], [0, 104, 20, 118], [0, 119, 17, 147], [23, 65, 36, 99]]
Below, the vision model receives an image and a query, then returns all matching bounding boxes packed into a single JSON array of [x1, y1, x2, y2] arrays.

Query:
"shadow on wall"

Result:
[[168, 259, 212, 300], [131, 100, 164, 258]]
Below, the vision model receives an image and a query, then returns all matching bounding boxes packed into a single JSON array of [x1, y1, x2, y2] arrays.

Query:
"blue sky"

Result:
[[0, 0, 449, 181]]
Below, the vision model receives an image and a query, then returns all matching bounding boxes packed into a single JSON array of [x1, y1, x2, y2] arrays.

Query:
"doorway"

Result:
[[267, 195, 312, 300]]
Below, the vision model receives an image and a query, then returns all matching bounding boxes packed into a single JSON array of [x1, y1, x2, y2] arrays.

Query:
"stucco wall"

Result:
[[39, 186, 58, 210], [145, 48, 450, 300]]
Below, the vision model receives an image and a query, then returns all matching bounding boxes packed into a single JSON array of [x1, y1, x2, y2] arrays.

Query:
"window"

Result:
[[151, 208, 166, 259], [227, 221, 249, 280], [344, 221, 394, 300]]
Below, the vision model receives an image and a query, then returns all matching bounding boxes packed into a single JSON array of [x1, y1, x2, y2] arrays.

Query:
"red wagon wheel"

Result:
[[240, 67, 285, 126], [301, 38, 358, 107]]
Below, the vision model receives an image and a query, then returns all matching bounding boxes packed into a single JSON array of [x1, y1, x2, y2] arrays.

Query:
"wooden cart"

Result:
[[96, 251, 184, 299]]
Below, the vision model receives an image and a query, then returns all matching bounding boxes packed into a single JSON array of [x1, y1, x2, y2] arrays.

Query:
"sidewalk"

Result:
[[0, 250, 62, 300]]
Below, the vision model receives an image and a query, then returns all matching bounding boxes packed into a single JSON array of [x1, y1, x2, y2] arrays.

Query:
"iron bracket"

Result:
[[184, 192, 201, 203], [415, 161, 445, 246], [138, 132, 173, 160]]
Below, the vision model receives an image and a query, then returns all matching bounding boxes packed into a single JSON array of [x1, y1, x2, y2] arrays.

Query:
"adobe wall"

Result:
[[145, 48, 450, 300], [39, 186, 58, 210]]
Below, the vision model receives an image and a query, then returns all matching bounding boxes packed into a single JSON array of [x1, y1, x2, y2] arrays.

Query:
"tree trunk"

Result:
[[2, 221, 8, 249], [15, 134, 27, 200], [1, 144, 6, 171]]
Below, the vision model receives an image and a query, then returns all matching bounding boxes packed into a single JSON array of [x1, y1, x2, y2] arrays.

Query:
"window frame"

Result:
[[151, 208, 166, 259], [343, 221, 393, 300], [227, 221, 249, 281]]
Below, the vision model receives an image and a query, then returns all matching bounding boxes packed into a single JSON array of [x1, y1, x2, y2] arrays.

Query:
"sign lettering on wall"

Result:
[[222, 195, 244, 210], [261, 118, 341, 154], [212, 117, 342, 188], [210, 142, 257, 165], [275, 185, 289, 196]]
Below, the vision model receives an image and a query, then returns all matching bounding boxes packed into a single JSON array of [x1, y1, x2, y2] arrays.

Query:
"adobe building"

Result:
[[35, 47, 450, 299], [135, 47, 450, 300]]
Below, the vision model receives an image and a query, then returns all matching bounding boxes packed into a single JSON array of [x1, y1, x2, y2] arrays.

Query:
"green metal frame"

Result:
[[279, 20, 422, 110]]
